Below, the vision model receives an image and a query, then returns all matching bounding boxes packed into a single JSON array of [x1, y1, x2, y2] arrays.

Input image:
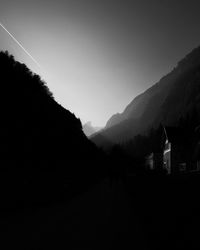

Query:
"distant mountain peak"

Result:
[[83, 121, 102, 137]]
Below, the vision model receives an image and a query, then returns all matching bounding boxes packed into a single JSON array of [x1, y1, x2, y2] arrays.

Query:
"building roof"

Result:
[[164, 126, 185, 144]]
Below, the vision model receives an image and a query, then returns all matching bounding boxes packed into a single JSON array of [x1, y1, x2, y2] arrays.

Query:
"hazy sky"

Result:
[[1, 0, 200, 126]]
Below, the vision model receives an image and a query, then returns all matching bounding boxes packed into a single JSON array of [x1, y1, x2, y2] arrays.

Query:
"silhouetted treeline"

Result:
[[110, 108, 200, 175], [0, 51, 106, 208]]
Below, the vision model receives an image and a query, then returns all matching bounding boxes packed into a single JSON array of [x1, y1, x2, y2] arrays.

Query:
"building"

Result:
[[145, 153, 154, 170], [145, 126, 186, 174], [163, 126, 200, 174], [145, 125, 200, 175], [162, 127, 187, 174], [146, 152, 164, 171]]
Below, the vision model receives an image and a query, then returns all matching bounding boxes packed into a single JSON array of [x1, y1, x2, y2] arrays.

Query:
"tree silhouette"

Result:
[[0, 51, 104, 208]]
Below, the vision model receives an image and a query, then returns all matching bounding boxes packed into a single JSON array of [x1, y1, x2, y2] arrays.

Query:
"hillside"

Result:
[[92, 46, 200, 146], [0, 51, 101, 160], [0, 51, 103, 207]]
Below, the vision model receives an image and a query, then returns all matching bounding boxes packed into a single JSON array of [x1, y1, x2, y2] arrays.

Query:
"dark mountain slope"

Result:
[[0, 51, 100, 160], [0, 51, 104, 208], [92, 46, 200, 146], [155, 65, 200, 126]]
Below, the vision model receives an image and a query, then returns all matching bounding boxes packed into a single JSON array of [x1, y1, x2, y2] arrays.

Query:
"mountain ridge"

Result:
[[92, 46, 200, 147], [83, 121, 102, 137], [0, 51, 100, 161]]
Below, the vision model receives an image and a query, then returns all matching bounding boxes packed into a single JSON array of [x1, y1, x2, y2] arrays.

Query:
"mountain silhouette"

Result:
[[92, 46, 200, 147], [0, 51, 101, 159], [82, 121, 102, 137], [0, 51, 103, 207]]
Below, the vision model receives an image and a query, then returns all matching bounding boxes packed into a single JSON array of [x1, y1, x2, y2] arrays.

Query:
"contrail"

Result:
[[0, 22, 41, 69]]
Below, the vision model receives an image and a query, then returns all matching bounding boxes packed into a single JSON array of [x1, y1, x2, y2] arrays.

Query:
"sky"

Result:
[[0, 0, 200, 126]]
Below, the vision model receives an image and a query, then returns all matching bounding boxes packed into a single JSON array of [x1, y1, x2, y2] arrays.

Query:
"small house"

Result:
[[162, 126, 187, 174], [145, 125, 200, 175], [163, 126, 200, 174]]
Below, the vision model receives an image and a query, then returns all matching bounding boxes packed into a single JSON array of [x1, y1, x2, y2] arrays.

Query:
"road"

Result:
[[1, 175, 200, 249]]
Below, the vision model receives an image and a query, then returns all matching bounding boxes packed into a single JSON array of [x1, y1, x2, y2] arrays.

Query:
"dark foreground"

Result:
[[1, 171, 200, 249]]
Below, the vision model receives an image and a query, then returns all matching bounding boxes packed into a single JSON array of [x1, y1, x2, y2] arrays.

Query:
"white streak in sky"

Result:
[[0, 22, 41, 69]]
